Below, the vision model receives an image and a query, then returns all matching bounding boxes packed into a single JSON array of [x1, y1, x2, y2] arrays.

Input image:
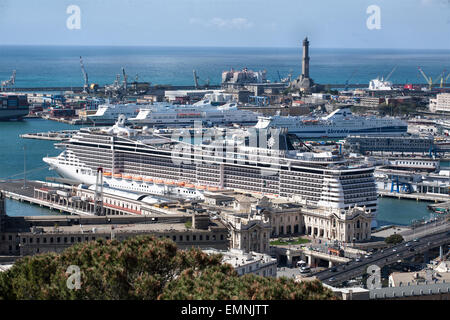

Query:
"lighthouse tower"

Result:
[[302, 37, 310, 79], [290, 36, 319, 93]]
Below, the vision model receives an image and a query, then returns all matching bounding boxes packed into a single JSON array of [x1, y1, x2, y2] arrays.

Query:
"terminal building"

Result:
[[429, 93, 450, 113]]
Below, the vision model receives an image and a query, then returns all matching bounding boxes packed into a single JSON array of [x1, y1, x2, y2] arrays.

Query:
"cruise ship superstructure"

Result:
[[255, 108, 407, 138], [87, 103, 146, 125], [44, 117, 378, 218]]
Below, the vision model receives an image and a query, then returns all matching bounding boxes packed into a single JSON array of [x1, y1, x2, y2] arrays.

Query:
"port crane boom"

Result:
[[344, 69, 358, 91], [193, 70, 199, 89], [384, 66, 397, 81], [439, 70, 450, 88], [418, 67, 433, 90], [122, 67, 128, 92], [80, 56, 89, 93]]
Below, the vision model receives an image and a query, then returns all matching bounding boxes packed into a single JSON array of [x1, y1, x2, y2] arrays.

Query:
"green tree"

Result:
[[0, 236, 337, 300], [385, 234, 404, 245]]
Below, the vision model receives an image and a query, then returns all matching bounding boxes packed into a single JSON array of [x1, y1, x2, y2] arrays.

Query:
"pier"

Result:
[[0, 179, 189, 217], [378, 190, 449, 202]]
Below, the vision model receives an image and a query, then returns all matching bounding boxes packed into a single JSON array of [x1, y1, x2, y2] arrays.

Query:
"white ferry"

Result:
[[255, 108, 408, 138], [129, 100, 258, 127]]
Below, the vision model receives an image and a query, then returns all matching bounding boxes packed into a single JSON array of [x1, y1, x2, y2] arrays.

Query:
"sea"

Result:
[[0, 46, 449, 226], [1, 46, 450, 87]]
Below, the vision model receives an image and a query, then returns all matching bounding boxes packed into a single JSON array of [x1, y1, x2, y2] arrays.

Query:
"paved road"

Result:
[[313, 229, 450, 286]]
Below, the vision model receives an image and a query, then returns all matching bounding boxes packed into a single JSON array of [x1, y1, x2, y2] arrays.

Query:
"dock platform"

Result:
[[378, 190, 449, 202]]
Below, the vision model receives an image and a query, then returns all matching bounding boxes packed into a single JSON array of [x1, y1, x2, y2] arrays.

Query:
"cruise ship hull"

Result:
[[44, 157, 205, 200]]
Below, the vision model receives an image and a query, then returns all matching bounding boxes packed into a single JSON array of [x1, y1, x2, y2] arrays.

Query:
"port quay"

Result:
[[1, 35, 450, 304]]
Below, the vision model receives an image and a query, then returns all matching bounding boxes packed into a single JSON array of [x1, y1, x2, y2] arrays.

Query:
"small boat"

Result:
[[113, 173, 122, 179]]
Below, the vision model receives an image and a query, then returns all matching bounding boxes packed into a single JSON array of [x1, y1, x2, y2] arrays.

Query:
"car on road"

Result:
[[409, 248, 415, 252], [405, 243, 411, 247], [355, 257, 361, 262], [392, 248, 397, 252], [299, 266, 311, 274], [364, 254, 372, 259], [330, 267, 337, 272], [413, 238, 419, 242], [328, 277, 336, 282]]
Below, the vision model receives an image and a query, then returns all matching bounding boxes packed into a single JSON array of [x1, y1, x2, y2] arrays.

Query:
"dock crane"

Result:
[[80, 56, 89, 93], [439, 70, 450, 88], [193, 70, 200, 89], [1, 70, 16, 91], [418, 67, 439, 90], [384, 66, 397, 82], [121, 67, 128, 93], [344, 69, 358, 91]]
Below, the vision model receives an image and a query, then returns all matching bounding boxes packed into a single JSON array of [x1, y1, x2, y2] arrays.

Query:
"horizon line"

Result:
[[1, 43, 450, 51]]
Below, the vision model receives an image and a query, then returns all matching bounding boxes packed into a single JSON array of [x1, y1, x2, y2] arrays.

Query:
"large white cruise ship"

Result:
[[128, 100, 259, 127], [43, 117, 378, 226], [255, 108, 407, 138]]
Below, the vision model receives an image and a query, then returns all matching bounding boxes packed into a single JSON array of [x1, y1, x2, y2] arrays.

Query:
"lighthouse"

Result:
[[302, 37, 310, 79], [290, 36, 321, 93]]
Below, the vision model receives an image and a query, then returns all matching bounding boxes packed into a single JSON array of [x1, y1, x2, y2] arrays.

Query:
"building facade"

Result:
[[204, 248, 277, 277], [430, 93, 450, 113]]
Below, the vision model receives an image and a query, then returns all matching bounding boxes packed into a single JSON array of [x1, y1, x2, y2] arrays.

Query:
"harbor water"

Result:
[[0, 118, 444, 227]]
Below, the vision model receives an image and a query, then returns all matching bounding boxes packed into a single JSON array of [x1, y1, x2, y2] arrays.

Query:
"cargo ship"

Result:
[[0, 94, 29, 120]]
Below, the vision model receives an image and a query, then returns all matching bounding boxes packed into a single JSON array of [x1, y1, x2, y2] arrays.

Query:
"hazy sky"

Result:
[[1, 0, 450, 48]]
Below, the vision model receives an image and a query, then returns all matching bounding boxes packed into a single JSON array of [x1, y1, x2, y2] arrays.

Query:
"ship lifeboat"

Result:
[[177, 181, 186, 187], [103, 171, 112, 177], [123, 175, 132, 180], [165, 181, 176, 186], [196, 185, 206, 190], [185, 183, 195, 189], [143, 177, 153, 183], [207, 186, 218, 191], [133, 176, 143, 182], [113, 173, 122, 179], [155, 179, 164, 184]]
